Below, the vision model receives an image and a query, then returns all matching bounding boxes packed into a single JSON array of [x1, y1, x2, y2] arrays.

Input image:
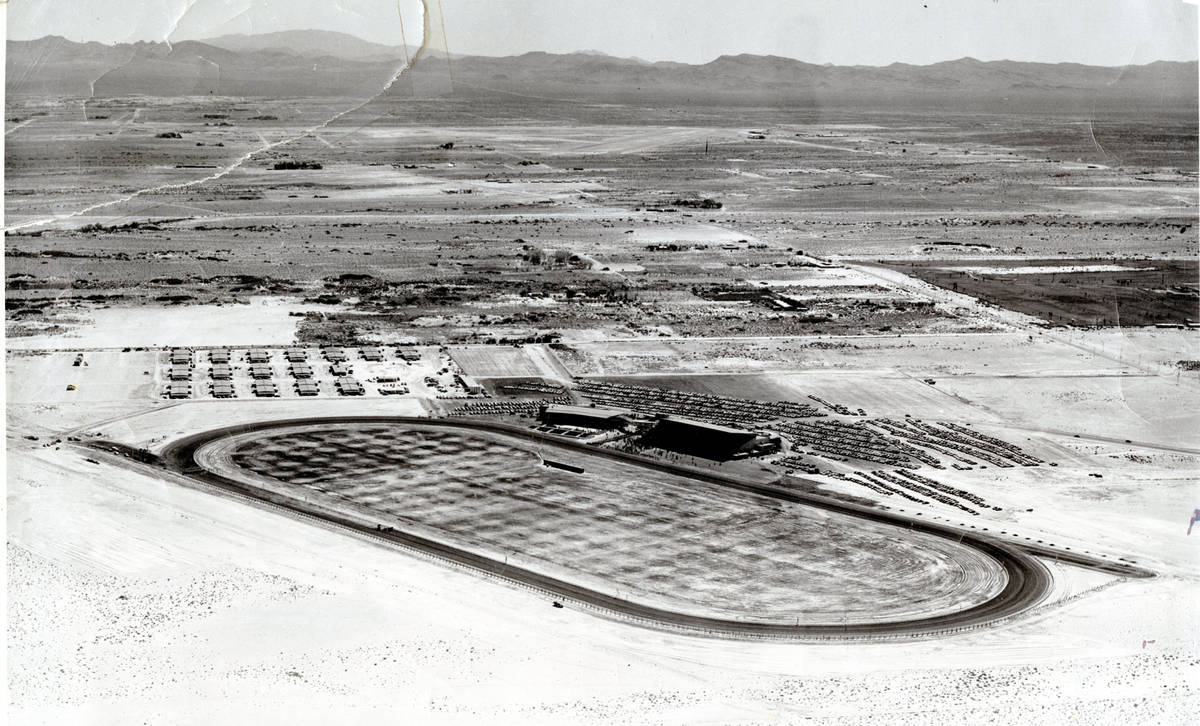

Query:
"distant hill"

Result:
[[200, 30, 416, 62], [441, 52, 1197, 112], [6, 34, 1197, 113], [5, 35, 408, 98]]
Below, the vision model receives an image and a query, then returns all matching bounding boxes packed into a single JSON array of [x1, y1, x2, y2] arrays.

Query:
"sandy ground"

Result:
[[6, 350, 159, 404], [85, 398, 430, 451], [7, 297, 332, 350], [559, 330, 1152, 377]]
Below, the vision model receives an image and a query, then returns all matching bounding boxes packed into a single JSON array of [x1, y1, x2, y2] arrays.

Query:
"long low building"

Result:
[[540, 404, 632, 430], [336, 377, 365, 395], [458, 374, 483, 395]]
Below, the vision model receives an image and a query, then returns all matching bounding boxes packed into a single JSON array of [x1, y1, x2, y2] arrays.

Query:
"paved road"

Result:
[[90, 415, 1151, 639]]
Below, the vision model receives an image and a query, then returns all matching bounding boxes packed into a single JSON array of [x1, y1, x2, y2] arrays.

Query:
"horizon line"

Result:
[[8, 32, 1199, 70]]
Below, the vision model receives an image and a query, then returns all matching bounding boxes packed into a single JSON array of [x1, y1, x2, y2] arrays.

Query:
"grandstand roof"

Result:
[[643, 415, 759, 460], [656, 415, 750, 436], [544, 404, 631, 420]]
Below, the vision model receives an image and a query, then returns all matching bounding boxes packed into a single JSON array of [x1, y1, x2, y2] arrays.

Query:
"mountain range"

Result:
[[7, 31, 1197, 112]]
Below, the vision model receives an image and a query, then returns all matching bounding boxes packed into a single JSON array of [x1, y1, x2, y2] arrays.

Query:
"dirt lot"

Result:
[[879, 259, 1198, 326], [448, 345, 554, 378]]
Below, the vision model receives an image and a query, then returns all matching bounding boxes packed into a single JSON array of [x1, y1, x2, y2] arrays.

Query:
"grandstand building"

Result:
[[641, 415, 780, 461], [540, 404, 632, 430]]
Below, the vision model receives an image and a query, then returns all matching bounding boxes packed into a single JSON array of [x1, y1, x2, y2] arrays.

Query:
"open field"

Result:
[[879, 258, 1198, 326], [6, 297, 327, 349], [448, 344, 553, 378], [558, 329, 1178, 377]]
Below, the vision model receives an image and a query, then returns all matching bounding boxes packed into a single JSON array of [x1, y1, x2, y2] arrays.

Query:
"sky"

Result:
[[6, 0, 1199, 66]]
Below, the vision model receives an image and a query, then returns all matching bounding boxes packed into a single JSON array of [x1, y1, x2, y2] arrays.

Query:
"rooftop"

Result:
[[544, 404, 632, 419]]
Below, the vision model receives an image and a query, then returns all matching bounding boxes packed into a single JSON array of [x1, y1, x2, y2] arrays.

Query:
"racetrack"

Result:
[[127, 415, 1114, 638]]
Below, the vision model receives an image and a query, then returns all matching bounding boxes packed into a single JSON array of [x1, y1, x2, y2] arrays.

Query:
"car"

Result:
[[65, 384, 78, 391]]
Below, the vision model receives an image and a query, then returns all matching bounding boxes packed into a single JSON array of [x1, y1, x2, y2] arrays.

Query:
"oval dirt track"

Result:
[[157, 416, 1055, 639]]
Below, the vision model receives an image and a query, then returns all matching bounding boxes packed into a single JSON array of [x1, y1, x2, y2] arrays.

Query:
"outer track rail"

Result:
[[87, 415, 1149, 640]]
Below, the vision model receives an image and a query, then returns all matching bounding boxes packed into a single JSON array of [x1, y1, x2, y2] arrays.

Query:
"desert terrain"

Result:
[[6, 33, 1200, 724]]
